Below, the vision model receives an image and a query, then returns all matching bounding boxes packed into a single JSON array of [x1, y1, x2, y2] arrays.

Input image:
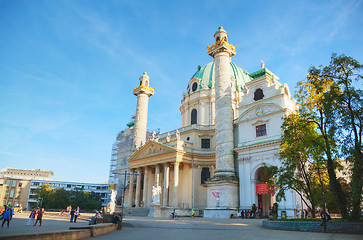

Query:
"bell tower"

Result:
[[132, 72, 154, 150]]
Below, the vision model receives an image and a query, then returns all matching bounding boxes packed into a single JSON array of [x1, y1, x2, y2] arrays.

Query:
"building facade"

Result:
[[0, 168, 53, 181], [0, 178, 31, 211], [121, 27, 300, 218]]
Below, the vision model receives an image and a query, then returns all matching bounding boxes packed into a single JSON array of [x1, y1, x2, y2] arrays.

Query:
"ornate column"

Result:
[[173, 162, 180, 207], [162, 163, 170, 207], [132, 72, 154, 150], [128, 168, 135, 207], [154, 164, 160, 187], [204, 27, 239, 218], [135, 168, 141, 207], [142, 167, 148, 207], [208, 27, 236, 179]]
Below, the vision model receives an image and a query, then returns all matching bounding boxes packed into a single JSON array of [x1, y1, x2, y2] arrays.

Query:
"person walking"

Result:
[[1, 207, 11, 228], [70, 208, 75, 222], [9, 205, 14, 220], [74, 207, 80, 223], [33, 208, 43, 226], [191, 209, 195, 219], [26, 208, 37, 226]]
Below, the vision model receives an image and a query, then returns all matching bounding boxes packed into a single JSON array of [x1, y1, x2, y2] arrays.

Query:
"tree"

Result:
[[33, 184, 56, 209], [322, 54, 363, 220], [289, 53, 362, 220], [266, 113, 324, 218], [296, 61, 349, 219], [33, 186, 103, 211]]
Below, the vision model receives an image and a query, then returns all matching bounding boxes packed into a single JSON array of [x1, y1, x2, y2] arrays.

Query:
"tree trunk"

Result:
[[351, 155, 362, 220]]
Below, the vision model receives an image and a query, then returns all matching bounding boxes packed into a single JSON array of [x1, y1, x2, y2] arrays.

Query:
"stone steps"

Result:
[[115, 206, 150, 217]]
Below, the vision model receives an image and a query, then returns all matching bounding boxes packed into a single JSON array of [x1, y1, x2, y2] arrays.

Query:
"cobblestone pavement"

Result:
[[0, 212, 92, 237], [90, 216, 362, 240]]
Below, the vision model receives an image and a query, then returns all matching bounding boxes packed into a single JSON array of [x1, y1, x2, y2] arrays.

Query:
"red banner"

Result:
[[256, 183, 274, 195]]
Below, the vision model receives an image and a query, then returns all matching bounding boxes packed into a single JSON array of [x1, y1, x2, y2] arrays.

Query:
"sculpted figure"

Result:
[[175, 130, 180, 140], [261, 60, 265, 68]]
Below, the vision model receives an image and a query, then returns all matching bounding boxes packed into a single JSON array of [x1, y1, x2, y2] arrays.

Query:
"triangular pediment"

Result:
[[128, 140, 176, 162]]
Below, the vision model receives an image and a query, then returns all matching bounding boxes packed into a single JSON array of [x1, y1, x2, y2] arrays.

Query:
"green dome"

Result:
[[189, 62, 252, 92]]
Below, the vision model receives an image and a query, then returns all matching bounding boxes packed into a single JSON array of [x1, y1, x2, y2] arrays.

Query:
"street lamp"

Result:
[[118, 170, 139, 228]]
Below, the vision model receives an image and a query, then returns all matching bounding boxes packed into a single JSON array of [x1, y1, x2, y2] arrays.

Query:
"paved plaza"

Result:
[[0, 213, 361, 239], [0, 211, 93, 237], [91, 216, 361, 240]]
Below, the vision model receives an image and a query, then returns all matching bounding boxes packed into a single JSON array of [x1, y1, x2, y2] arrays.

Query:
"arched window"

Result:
[[254, 88, 264, 101], [191, 109, 197, 125]]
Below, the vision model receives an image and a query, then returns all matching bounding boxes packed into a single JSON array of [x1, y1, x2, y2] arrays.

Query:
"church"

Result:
[[121, 27, 300, 218]]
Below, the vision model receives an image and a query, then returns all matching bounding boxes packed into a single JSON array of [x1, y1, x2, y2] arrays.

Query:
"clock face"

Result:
[[255, 108, 263, 117]]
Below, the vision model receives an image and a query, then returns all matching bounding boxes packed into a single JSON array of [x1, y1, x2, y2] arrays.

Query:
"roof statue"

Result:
[[261, 60, 265, 68], [175, 130, 180, 140], [166, 132, 171, 142]]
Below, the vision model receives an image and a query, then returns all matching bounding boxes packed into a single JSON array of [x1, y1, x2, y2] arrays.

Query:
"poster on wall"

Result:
[[212, 191, 220, 200]]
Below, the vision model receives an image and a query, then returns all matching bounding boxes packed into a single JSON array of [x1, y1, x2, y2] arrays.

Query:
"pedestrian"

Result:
[[33, 208, 43, 226], [9, 205, 14, 220], [1, 207, 11, 228], [70, 208, 75, 222], [74, 207, 80, 223], [191, 209, 195, 219], [26, 208, 36, 226]]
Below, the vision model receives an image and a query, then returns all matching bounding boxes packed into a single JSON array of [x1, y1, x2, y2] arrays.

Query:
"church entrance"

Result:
[[255, 167, 273, 217]]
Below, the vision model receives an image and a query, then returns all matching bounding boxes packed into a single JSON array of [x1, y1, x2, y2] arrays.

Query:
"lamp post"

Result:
[[120, 170, 139, 227]]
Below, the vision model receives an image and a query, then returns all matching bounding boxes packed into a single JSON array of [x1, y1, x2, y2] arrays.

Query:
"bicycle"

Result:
[[169, 212, 178, 220]]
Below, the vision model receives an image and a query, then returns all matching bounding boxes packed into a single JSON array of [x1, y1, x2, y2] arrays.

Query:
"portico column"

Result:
[[162, 164, 170, 207], [173, 162, 180, 207], [128, 168, 135, 207], [143, 167, 148, 207], [135, 168, 141, 207], [154, 164, 160, 187]]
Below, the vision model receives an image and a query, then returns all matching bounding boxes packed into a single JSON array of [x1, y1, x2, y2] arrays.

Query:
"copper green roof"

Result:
[[189, 62, 252, 91], [126, 121, 135, 128], [249, 68, 274, 80], [215, 26, 227, 34]]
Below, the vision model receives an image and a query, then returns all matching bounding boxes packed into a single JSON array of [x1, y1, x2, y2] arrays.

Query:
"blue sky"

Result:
[[1, 0, 362, 183]]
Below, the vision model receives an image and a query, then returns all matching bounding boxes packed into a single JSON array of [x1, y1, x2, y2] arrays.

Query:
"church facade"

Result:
[[124, 27, 300, 218]]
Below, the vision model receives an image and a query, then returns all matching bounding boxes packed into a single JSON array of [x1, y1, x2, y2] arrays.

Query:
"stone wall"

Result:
[[0, 223, 117, 240], [263, 220, 363, 234]]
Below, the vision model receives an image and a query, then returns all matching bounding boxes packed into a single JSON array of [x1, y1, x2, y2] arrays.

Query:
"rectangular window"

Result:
[[201, 168, 210, 184], [256, 124, 267, 137], [12, 181, 17, 187], [10, 189, 15, 198], [201, 139, 211, 149], [18, 183, 22, 187]]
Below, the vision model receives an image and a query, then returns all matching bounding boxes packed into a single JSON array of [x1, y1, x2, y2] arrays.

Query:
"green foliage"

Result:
[[274, 53, 362, 220], [33, 186, 103, 211]]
